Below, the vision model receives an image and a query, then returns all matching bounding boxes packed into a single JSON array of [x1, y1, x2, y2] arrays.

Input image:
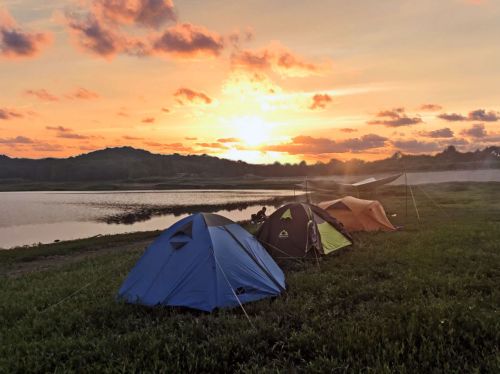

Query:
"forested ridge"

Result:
[[0, 145, 498, 182]]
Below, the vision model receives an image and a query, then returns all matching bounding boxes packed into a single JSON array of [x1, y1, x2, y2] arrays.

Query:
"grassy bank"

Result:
[[1, 183, 499, 372]]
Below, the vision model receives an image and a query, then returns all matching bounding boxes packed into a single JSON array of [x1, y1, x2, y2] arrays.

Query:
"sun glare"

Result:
[[233, 116, 273, 146]]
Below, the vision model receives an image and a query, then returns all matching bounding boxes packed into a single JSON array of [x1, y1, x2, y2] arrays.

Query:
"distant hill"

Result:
[[0, 145, 498, 183]]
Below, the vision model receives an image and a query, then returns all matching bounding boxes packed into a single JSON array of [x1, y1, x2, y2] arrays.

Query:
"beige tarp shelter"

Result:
[[318, 196, 396, 232]]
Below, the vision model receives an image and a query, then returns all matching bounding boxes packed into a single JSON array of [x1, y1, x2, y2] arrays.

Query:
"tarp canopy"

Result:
[[340, 173, 403, 189], [319, 196, 396, 232], [118, 213, 285, 312], [296, 173, 403, 191]]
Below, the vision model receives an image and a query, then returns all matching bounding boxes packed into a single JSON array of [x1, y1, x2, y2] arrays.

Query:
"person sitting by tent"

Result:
[[251, 207, 267, 223]]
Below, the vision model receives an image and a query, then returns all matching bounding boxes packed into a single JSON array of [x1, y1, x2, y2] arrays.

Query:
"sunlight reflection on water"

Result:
[[0, 190, 298, 248]]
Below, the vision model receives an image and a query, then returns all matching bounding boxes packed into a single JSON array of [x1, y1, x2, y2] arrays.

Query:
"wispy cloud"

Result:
[[460, 123, 487, 138], [418, 127, 454, 138], [368, 108, 423, 127], [0, 107, 23, 120], [438, 109, 499, 122], [309, 94, 332, 110], [0, 135, 33, 144], [94, 0, 176, 29], [231, 42, 328, 77], [0, 9, 51, 59], [262, 134, 388, 155], [152, 23, 224, 58], [174, 87, 212, 105], [419, 103, 442, 111], [25, 89, 59, 102]]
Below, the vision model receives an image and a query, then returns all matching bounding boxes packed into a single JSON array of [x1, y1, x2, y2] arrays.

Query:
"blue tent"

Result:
[[118, 213, 286, 312]]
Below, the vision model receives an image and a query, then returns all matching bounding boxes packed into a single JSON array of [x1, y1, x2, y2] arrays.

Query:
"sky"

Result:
[[1, 0, 499, 164]]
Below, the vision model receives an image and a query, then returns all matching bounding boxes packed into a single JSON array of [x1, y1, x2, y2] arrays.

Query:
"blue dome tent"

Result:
[[118, 213, 286, 312]]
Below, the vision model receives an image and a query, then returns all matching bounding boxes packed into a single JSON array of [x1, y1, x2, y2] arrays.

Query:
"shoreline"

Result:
[[0, 168, 499, 192], [1, 181, 499, 250]]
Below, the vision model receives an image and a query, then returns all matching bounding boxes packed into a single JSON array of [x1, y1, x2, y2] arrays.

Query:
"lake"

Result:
[[1, 169, 498, 249], [0, 190, 298, 249]]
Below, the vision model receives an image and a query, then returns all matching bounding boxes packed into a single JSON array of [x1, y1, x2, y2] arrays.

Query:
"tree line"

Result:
[[0, 145, 498, 182]]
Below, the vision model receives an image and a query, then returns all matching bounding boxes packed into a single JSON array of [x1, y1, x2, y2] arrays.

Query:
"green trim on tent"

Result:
[[316, 221, 351, 254], [280, 209, 293, 220]]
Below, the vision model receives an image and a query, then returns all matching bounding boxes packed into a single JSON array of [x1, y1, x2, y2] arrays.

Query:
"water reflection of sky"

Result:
[[0, 190, 298, 248]]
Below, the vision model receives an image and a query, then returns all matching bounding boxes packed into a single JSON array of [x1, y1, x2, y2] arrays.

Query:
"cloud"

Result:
[[419, 103, 442, 111], [31, 143, 64, 152], [25, 87, 99, 101], [123, 135, 143, 140], [174, 88, 212, 105], [144, 141, 193, 152], [195, 142, 227, 149], [184, 136, 197, 140], [468, 109, 499, 122], [46, 125, 91, 139], [368, 108, 423, 127], [0, 135, 34, 144], [340, 128, 357, 133], [0, 9, 51, 59], [418, 128, 454, 138], [152, 23, 224, 58], [391, 139, 441, 153], [141, 117, 155, 123], [309, 94, 332, 110], [94, 0, 176, 29], [57, 132, 90, 140], [46, 125, 72, 132], [25, 89, 59, 102], [217, 137, 240, 143], [227, 28, 254, 49], [66, 87, 99, 100], [263, 134, 388, 155], [231, 42, 326, 77], [437, 113, 467, 121], [64, 3, 223, 60], [65, 12, 125, 58], [461, 123, 487, 138], [0, 108, 23, 120], [161, 107, 170, 113], [438, 109, 499, 122]]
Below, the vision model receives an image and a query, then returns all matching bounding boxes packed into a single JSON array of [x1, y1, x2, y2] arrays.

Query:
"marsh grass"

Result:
[[0, 183, 499, 372]]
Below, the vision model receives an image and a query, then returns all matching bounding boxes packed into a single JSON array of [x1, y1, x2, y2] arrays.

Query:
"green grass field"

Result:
[[1, 183, 499, 372]]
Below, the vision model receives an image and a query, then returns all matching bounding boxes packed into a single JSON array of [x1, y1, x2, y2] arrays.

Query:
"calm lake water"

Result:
[[0, 190, 297, 249], [1, 169, 498, 249]]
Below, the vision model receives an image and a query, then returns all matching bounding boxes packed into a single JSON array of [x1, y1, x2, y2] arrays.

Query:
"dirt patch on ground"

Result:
[[1, 239, 153, 278]]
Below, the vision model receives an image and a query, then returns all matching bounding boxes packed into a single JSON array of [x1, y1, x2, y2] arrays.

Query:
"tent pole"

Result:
[[405, 171, 408, 222], [409, 183, 420, 222], [305, 177, 310, 204]]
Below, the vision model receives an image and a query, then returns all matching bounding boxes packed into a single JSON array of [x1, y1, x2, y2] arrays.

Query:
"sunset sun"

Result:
[[233, 116, 273, 147]]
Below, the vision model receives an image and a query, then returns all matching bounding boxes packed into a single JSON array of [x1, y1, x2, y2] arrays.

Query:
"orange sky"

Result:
[[1, 0, 499, 163]]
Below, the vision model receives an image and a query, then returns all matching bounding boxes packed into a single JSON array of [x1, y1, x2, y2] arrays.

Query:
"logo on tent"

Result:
[[278, 230, 289, 239]]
